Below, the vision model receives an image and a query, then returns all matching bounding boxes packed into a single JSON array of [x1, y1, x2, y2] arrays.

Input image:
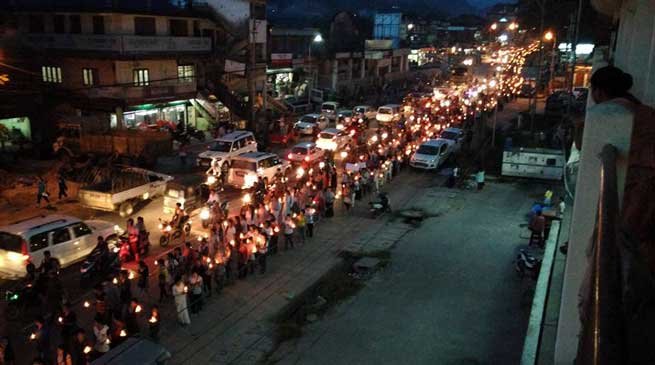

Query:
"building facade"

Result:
[[0, 0, 266, 149]]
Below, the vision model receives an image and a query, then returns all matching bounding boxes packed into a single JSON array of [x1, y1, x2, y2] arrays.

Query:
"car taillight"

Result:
[[21, 240, 30, 262]]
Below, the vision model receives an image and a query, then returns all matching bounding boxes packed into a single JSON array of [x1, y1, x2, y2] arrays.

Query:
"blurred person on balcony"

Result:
[[589, 65, 655, 271]]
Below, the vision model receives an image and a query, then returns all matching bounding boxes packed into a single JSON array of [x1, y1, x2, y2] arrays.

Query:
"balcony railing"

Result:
[[23, 34, 211, 54], [576, 144, 623, 364]]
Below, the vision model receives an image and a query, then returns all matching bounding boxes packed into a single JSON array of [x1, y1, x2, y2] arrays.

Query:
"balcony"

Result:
[[22, 34, 211, 54], [81, 81, 197, 103]]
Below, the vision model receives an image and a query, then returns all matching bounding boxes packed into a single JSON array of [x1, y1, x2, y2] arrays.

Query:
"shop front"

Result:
[[111, 100, 191, 130]]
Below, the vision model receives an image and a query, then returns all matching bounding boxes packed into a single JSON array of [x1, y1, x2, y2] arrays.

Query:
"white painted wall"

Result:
[[613, 0, 655, 107]]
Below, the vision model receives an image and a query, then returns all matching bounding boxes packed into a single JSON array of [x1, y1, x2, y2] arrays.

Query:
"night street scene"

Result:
[[0, 0, 653, 364]]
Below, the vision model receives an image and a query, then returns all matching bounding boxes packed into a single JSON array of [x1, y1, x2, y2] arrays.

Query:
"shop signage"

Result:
[[271, 53, 293, 67]]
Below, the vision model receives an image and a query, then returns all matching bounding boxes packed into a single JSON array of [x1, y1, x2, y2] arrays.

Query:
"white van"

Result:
[[196, 131, 257, 168], [376, 104, 401, 123], [321, 102, 340, 120], [0, 215, 117, 278], [228, 152, 291, 189]]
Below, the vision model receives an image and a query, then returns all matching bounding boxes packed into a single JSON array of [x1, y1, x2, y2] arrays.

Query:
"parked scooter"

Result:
[[186, 125, 206, 142], [369, 192, 391, 217], [158, 216, 191, 247], [515, 249, 542, 279]]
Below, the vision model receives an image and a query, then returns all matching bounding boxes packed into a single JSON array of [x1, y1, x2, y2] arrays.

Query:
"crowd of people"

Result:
[[8, 44, 538, 365]]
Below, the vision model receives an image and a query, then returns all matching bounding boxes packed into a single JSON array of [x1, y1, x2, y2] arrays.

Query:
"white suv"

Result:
[[227, 152, 291, 189], [0, 215, 118, 278], [197, 131, 257, 169]]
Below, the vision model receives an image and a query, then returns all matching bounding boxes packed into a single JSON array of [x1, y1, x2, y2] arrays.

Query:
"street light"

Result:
[[508, 22, 518, 31], [490, 23, 498, 31], [543, 31, 557, 94], [307, 33, 324, 104]]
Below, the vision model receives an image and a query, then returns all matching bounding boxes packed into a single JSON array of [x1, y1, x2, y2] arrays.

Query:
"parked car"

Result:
[[353, 105, 377, 121], [0, 215, 119, 278], [286, 142, 325, 165], [321, 101, 340, 120], [227, 152, 291, 189], [78, 167, 173, 217], [294, 114, 329, 135], [409, 139, 452, 170], [315, 128, 352, 151], [336, 109, 354, 129], [376, 104, 402, 123], [196, 131, 258, 168], [439, 127, 465, 152]]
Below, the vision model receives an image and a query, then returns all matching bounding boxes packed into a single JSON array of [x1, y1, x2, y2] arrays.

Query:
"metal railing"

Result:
[[576, 144, 623, 364]]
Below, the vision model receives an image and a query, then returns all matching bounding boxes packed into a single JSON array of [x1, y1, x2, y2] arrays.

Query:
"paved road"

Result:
[[273, 179, 545, 365]]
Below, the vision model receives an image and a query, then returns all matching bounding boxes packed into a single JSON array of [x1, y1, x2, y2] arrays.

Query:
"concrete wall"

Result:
[[613, 0, 655, 107]]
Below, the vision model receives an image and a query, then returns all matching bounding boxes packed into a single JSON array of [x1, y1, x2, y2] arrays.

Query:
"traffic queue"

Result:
[[10, 42, 537, 365]]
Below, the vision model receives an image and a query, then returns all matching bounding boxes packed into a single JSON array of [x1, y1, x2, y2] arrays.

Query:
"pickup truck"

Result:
[[78, 167, 173, 217]]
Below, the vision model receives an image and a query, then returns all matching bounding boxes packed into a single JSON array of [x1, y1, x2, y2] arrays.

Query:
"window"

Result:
[[92, 16, 105, 34], [258, 158, 271, 169], [133, 69, 149, 86], [69, 15, 81, 34], [82, 68, 96, 86], [245, 135, 255, 145], [54, 15, 65, 33], [29, 232, 49, 252], [134, 17, 156, 36], [52, 227, 71, 245], [71, 223, 92, 238], [177, 65, 194, 83], [0, 232, 23, 253], [28, 15, 44, 33], [169, 19, 188, 36], [42, 66, 62, 83]]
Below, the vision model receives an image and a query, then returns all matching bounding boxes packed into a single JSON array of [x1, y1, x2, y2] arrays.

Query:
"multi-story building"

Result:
[[0, 0, 266, 149]]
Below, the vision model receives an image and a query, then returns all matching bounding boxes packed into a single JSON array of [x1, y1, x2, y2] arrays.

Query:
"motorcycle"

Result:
[[186, 125, 206, 142], [158, 216, 191, 247], [515, 249, 542, 279], [5, 280, 40, 320], [369, 192, 391, 218], [80, 247, 121, 287], [200, 201, 229, 229], [110, 233, 150, 263]]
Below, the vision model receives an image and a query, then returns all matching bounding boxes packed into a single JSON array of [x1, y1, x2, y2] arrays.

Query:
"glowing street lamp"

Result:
[[508, 22, 518, 31], [490, 23, 498, 31], [544, 31, 554, 41]]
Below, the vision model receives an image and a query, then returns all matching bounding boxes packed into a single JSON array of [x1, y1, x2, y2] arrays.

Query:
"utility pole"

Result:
[[247, 6, 258, 132], [529, 0, 547, 132]]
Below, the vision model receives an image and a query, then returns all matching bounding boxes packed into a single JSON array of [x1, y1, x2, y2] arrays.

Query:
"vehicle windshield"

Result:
[[354, 107, 365, 113], [378, 108, 392, 114], [209, 140, 232, 152], [232, 160, 257, 171], [0, 232, 23, 252], [291, 147, 308, 154], [319, 132, 335, 139], [300, 116, 317, 123], [440, 131, 459, 140], [322, 104, 335, 111], [417, 145, 439, 155]]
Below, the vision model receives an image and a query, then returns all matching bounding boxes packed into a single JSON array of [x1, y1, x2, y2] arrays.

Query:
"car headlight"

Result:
[[244, 174, 258, 188]]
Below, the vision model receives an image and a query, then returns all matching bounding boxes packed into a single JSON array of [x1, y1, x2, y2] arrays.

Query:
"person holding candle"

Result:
[[172, 276, 191, 326]]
